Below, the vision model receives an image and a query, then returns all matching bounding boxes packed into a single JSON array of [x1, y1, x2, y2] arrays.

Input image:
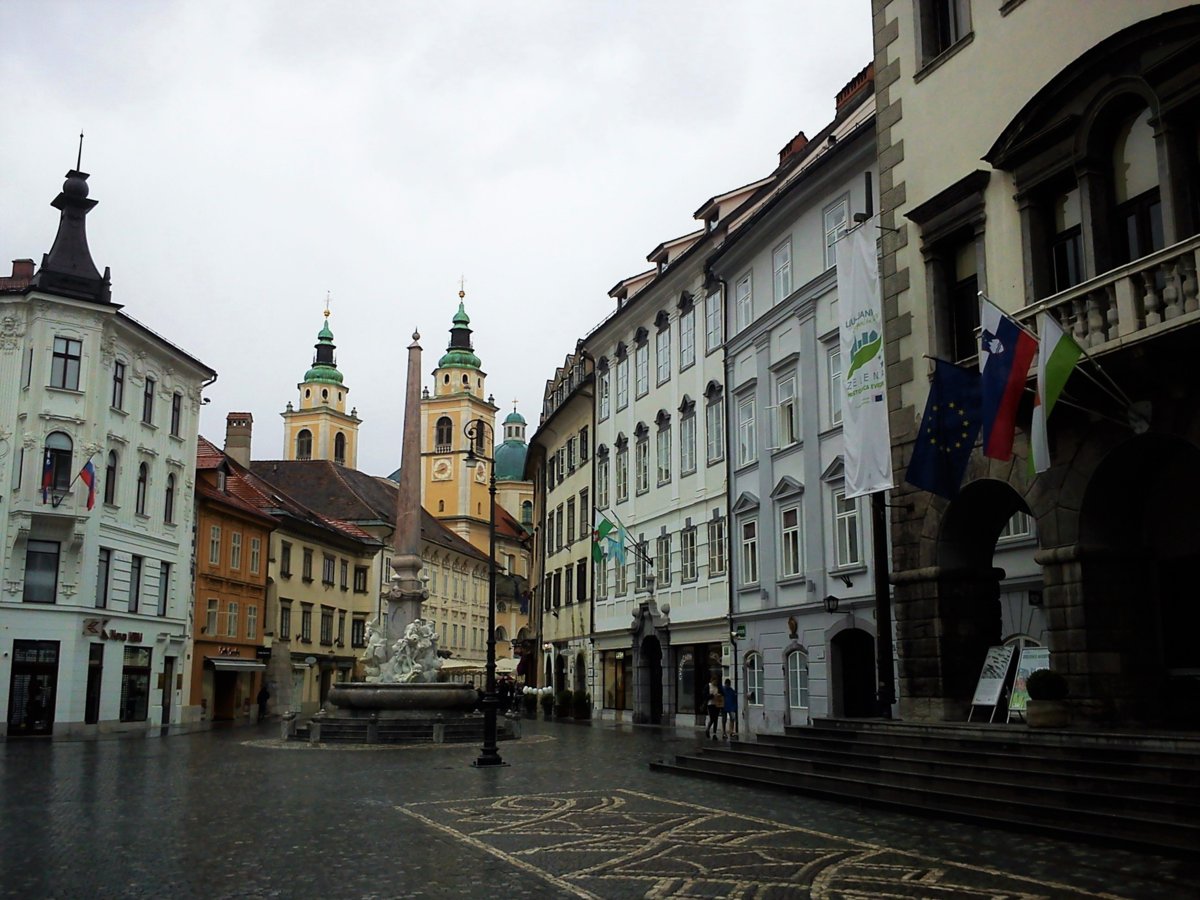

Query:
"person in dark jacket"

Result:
[[721, 678, 738, 738]]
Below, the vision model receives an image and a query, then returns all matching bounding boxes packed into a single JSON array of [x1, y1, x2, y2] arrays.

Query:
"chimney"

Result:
[[12, 259, 34, 279], [0, 259, 35, 292], [224, 412, 253, 467], [778, 131, 808, 167], [835, 62, 874, 114]]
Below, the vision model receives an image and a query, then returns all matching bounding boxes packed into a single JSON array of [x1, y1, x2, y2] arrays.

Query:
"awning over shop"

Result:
[[206, 658, 267, 671]]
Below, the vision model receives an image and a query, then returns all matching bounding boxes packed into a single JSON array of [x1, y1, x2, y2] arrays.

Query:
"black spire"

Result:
[[30, 168, 113, 305]]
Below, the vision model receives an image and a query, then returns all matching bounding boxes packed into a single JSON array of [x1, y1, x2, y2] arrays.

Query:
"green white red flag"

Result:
[[1030, 313, 1083, 474]]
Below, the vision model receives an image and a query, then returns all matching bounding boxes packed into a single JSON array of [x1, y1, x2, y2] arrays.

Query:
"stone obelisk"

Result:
[[385, 330, 426, 636]]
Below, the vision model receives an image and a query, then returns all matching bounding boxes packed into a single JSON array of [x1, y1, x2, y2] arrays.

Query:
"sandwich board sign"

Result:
[[1007, 646, 1051, 722], [968, 645, 1016, 723]]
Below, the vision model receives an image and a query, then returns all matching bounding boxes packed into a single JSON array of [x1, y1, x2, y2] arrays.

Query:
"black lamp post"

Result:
[[465, 418, 505, 768]]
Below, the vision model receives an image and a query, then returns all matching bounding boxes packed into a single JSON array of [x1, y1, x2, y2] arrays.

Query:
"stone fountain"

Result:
[[304, 330, 511, 745]]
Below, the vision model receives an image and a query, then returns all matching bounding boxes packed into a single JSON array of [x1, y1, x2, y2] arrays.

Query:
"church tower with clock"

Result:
[[421, 291, 499, 549]]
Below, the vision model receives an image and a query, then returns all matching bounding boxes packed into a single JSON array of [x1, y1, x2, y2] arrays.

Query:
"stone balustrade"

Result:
[[1016, 234, 1200, 348]]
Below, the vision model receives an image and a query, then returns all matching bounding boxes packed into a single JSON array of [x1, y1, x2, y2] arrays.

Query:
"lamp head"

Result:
[[823, 594, 840, 614]]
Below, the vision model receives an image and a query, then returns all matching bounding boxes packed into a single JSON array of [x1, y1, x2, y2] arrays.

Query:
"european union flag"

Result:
[[905, 359, 982, 499]]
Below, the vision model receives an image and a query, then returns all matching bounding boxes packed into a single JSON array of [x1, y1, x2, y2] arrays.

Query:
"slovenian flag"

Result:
[[1030, 313, 1083, 474], [41, 450, 54, 503], [979, 297, 1038, 461], [78, 459, 97, 510]]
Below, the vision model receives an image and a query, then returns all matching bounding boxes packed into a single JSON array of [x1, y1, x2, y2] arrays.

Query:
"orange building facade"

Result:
[[187, 438, 276, 725]]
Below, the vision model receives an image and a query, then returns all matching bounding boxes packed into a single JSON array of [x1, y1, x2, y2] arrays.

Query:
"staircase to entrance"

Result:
[[651, 718, 1200, 854]]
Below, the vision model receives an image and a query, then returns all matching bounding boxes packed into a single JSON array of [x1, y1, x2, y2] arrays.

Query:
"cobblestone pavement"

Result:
[[1, 718, 1196, 899]]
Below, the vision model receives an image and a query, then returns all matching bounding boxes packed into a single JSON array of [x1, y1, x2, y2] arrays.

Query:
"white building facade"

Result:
[[712, 74, 890, 735], [1, 169, 214, 739]]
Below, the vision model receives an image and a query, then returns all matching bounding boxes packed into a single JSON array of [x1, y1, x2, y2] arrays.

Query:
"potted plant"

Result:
[[540, 692, 554, 719], [522, 693, 537, 719], [1024, 668, 1069, 728], [555, 689, 573, 719], [571, 689, 592, 720]]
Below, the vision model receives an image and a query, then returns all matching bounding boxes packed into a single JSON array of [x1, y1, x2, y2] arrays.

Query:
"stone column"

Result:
[[385, 331, 427, 637]]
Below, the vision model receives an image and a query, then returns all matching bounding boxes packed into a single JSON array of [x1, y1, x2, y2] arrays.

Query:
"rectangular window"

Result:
[[597, 458, 610, 509], [567, 437, 577, 473], [635, 437, 649, 494], [735, 274, 752, 332], [320, 607, 334, 645], [566, 498, 576, 544], [634, 343, 649, 397], [706, 397, 725, 465], [206, 599, 219, 636], [824, 197, 849, 270], [655, 327, 671, 384], [740, 520, 759, 585], [157, 562, 170, 616], [576, 561, 586, 604], [50, 336, 82, 390], [580, 426, 589, 461], [708, 519, 727, 576], [119, 646, 152, 723], [834, 490, 861, 568], [546, 511, 556, 554], [340, 560, 349, 590], [142, 377, 156, 425], [634, 539, 650, 591], [773, 240, 792, 303], [210, 527, 222, 567], [597, 557, 610, 599], [656, 426, 671, 484], [680, 414, 696, 475], [705, 289, 723, 352], [170, 393, 183, 437], [556, 504, 564, 550], [353, 565, 369, 592], [23, 540, 59, 604], [226, 601, 239, 638], [247, 604, 258, 640], [249, 537, 261, 575], [680, 528, 697, 582], [828, 348, 843, 426], [337, 610, 346, 645], [737, 397, 757, 466], [111, 361, 126, 409], [999, 510, 1034, 541], [655, 534, 672, 587], [579, 489, 589, 536], [302, 549, 314, 581], [321, 555, 335, 585], [917, 0, 970, 65], [614, 557, 628, 595], [279, 602, 292, 640], [96, 548, 111, 609], [776, 374, 798, 447], [616, 358, 629, 410], [129, 555, 143, 613], [616, 449, 629, 503], [22, 346, 33, 388], [301, 605, 313, 642], [780, 506, 803, 578], [351, 616, 366, 648], [679, 308, 696, 370], [598, 371, 611, 420], [565, 563, 575, 604], [230, 532, 242, 570], [280, 541, 292, 577]]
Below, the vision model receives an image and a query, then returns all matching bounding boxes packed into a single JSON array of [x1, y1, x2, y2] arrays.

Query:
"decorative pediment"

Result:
[[770, 476, 804, 499], [615, 341, 628, 360], [595, 443, 609, 458], [704, 379, 723, 401], [821, 456, 845, 483], [633, 422, 649, 439], [678, 394, 695, 416], [597, 355, 609, 373], [614, 433, 628, 451], [677, 290, 694, 312], [634, 326, 649, 347], [654, 310, 670, 332], [731, 491, 760, 514], [655, 409, 671, 429]]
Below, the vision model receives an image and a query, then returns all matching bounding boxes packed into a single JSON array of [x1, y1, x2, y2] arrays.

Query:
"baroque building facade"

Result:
[[874, 0, 1200, 725], [0, 168, 215, 739]]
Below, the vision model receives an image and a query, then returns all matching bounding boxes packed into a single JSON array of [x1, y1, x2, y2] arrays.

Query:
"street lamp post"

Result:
[[465, 418, 504, 768]]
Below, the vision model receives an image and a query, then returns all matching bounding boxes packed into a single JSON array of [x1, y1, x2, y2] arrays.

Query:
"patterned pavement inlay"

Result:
[[399, 789, 1130, 899]]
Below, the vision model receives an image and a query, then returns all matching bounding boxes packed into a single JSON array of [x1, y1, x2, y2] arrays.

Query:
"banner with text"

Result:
[[836, 216, 893, 497]]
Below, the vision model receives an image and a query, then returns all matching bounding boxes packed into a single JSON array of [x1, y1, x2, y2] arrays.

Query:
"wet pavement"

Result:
[[1, 718, 1196, 898]]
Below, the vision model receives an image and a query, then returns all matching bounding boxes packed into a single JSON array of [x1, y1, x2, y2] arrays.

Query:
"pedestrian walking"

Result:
[[256, 684, 270, 722], [722, 678, 738, 738], [704, 676, 723, 739]]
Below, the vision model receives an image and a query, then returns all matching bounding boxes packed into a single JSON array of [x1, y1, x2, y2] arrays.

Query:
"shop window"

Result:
[[119, 646, 152, 723], [745, 652, 764, 706]]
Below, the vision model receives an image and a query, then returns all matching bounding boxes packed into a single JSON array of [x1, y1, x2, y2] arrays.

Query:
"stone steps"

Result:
[[651, 719, 1200, 854]]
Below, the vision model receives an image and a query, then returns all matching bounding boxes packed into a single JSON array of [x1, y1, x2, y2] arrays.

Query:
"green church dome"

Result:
[[305, 312, 344, 384], [494, 438, 528, 481], [504, 410, 527, 426], [439, 300, 481, 370]]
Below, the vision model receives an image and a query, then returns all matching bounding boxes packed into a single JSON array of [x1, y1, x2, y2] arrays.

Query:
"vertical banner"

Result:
[[836, 216, 893, 498]]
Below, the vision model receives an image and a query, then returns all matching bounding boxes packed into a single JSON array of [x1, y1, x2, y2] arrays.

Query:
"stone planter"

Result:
[[1025, 699, 1068, 728]]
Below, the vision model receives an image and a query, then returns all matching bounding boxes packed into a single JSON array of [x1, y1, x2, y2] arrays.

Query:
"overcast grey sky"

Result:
[[2, 0, 872, 476]]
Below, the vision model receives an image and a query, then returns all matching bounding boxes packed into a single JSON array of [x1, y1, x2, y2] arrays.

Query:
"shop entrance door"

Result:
[[6, 640, 60, 738]]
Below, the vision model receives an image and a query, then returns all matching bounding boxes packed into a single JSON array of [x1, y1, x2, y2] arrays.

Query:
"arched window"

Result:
[[435, 417, 453, 450], [495, 626, 508, 643], [104, 450, 118, 505], [521, 500, 533, 525], [136, 462, 149, 515], [44, 432, 73, 494], [438, 500, 445, 512], [787, 650, 810, 710], [1111, 104, 1163, 264], [296, 429, 312, 460], [164, 473, 176, 523], [745, 652, 763, 706], [334, 432, 346, 465]]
